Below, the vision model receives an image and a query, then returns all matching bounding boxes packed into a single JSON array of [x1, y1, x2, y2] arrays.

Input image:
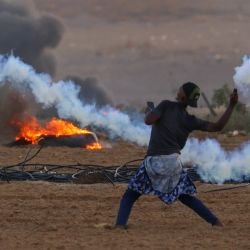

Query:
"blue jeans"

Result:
[[116, 189, 219, 226]]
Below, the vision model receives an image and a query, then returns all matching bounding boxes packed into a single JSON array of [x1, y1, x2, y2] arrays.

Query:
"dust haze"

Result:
[[35, 0, 250, 106]]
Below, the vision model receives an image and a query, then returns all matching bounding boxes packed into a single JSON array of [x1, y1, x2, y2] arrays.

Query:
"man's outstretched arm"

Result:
[[207, 89, 238, 132]]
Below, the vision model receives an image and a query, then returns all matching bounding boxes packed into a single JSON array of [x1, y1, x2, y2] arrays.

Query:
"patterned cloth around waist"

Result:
[[128, 165, 196, 204], [144, 154, 182, 193]]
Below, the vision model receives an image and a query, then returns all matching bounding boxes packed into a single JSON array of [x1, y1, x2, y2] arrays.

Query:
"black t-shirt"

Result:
[[146, 100, 209, 156]]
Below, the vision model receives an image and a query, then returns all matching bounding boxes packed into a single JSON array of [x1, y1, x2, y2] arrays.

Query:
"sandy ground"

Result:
[[0, 136, 249, 250]]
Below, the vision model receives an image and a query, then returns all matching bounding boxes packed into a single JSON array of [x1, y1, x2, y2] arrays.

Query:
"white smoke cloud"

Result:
[[2, 54, 250, 183], [181, 138, 250, 184], [179, 55, 250, 183], [233, 55, 250, 105], [0, 55, 150, 146]]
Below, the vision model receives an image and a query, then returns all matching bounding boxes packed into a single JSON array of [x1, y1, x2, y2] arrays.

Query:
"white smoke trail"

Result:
[[0, 55, 150, 146], [179, 55, 250, 183], [2, 54, 250, 183], [233, 55, 250, 106], [181, 138, 250, 183]]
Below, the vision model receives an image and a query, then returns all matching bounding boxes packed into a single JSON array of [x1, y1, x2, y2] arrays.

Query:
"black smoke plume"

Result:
[[0, 1, 113, 143], [0, 0, 63, 76], [0, 84, 28, 142], [66, 76, 112, 107]]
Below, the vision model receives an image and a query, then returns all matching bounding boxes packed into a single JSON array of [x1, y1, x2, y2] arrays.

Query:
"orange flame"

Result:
[[86, 142, 102, 150], [11, 116, 102, 149]]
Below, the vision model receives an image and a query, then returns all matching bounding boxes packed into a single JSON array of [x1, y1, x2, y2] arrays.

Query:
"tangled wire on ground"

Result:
[[0, 145, 249, 193], [0, 146, 141, 184]]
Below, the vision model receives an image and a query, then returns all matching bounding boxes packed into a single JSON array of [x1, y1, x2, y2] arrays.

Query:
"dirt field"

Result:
[[0, 136, 249, 250], [1, 1, 250, 249]]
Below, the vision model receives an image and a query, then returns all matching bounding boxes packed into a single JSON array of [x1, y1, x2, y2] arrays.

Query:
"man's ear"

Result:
[[180, 95, 187, 103]]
